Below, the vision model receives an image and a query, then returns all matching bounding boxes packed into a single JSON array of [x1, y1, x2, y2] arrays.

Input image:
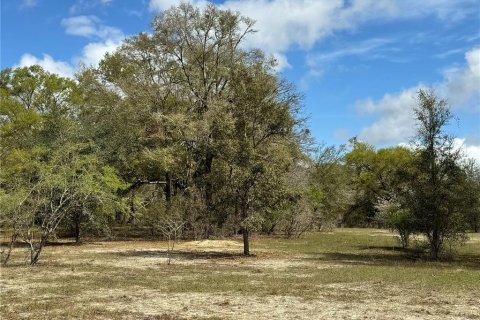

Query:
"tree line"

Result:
[[1, 3, 479, 265]]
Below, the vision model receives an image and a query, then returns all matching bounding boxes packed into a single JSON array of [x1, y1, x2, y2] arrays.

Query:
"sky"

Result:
[[2, 0, 480, 159]]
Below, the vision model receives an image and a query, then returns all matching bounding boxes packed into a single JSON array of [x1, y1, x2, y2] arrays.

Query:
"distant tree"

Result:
[[343, 142, 379, 226], [344, 142, 414, 226], [344, 140, 416, 246], [376, 199, 414, 248], [308, 144, 351, 230], [458, 159, 480, 233], [408, 89, 467, 259]]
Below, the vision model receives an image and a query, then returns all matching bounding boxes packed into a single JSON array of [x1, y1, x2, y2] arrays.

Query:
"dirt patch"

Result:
[[2, 231, 479, 320], [79, 286, 479, 320], [47, 240, 311, 270], [180, 240, 243, 250], [467, 233, 480, 243]]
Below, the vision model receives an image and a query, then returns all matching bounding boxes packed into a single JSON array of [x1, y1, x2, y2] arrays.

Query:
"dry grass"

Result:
[[1, 229, 479, 319]]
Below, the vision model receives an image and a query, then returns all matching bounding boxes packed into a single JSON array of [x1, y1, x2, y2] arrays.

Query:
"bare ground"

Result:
[[1, 231, 479, 320]]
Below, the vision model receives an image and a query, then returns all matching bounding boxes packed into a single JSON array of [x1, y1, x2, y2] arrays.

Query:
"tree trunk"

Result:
[[75, 217, 81, 244], [2, 232, 18, 266], [266, 223, 276, 236], [165, 172, 172, 202], [242, 227, 250, 256], [430, 230, 441, 260], [165, 172, 173, 219], [204, 153, 214, 207], [30, 234, 49, 265]]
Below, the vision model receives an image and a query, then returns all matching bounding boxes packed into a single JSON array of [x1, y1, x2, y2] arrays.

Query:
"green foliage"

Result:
[[72, 3, 306, 255], [309, 144, 351, 229], [459, 159, 480, 232], [407, 89, 468, 259], [377, 201, 414, 248], [0, 66, 126, 264], [307, 186, 325, 212], [343, 142, 414, 227]]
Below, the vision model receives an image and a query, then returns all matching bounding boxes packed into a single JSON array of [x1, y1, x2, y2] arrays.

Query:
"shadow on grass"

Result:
[[0, 240, 80, 248], [356, 245, 423, 254], [114, 249, 248, 261], [303, 246, 480, 269]]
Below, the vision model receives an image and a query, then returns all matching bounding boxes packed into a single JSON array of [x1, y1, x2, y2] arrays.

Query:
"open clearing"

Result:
[[1, 229, 479, 319]]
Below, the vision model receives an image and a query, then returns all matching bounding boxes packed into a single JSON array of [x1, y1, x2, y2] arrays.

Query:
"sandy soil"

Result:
[[1, 236, 479, 320], [72, 285, 480, 320]]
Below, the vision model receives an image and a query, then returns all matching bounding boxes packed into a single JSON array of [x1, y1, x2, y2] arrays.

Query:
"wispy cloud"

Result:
[[303, 38, 395, 81], [149, 0, 208, 12], [69, 0, 113, 15], [309, 38, 393, 64], [19, 0, 37, 9], [434, 48, 466, 59], [61, 15, 123, 41], [126, 9, 144, 18], [149, 0, 477, 70]]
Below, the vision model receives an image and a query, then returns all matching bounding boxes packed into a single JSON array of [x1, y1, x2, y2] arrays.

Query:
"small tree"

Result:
[[158, 218, 186, 265], [0, 188, 35, 265], [409, 89, 467, 259], [377, 199, 414, 248], [22, 145, 124, 265]]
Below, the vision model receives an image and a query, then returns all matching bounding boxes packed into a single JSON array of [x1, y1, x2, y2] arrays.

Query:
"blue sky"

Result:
[[2, 0, 480, 158]]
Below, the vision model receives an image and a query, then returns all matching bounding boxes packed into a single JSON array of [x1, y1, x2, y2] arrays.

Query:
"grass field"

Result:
[[1, 229, 479, 319]]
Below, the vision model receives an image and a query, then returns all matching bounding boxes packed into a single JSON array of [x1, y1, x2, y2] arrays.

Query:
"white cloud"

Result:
[[149, 0, 345, 71], [222, 0, 342, 53], [150, 0, 476, 51], [149, 0, 208, 11], [15, 14, 125, 78], [74, 39, 122, 67], [61, 15, 125, 68], [305, 38, 393, 77], [310, 38, 392, 64], [356, 47, 480, 145], [454, 138, 480, 161], [398, 137, 480, 161], [69, 0, 113, 15], [15, 54, 75, 78], [62, 16, 98, 37], [20, 0, 37, 9], [440, 47, 480, 108], [356, 87, 422, 145], [434, 48, 466, 59], [61, 15, 123, 41], [15, 40, 122, 78], [149, 0, 477, 71], [149, 0, 178, 11], [272, 53, 291, 71]]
